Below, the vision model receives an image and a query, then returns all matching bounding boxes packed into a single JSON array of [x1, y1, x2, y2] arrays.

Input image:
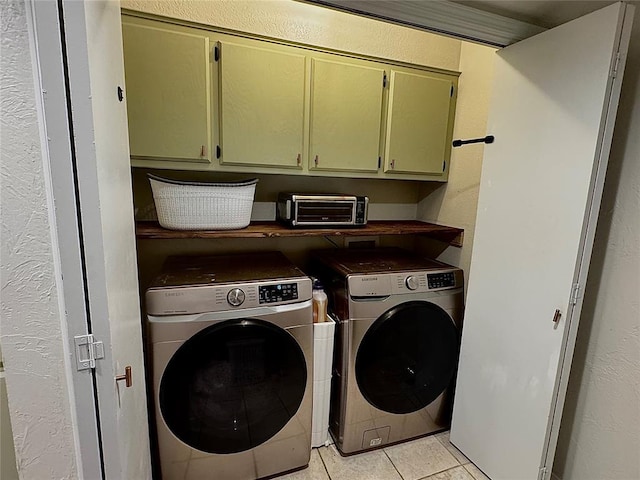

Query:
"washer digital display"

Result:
[[259, 283, 298, 304]]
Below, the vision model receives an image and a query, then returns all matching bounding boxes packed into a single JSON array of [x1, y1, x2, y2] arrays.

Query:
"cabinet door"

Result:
[[309, 59, 384, 172], [219, 41, 305, 169], [384, 70, 454, 175], [122, 21, 211, 162]]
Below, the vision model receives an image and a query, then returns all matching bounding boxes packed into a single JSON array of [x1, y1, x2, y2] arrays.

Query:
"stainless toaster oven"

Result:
[[276, 193, 368, 227]]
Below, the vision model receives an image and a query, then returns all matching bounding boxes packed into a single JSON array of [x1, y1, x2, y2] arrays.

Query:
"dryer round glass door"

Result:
[[355, 300, 459, 414], [159, 319, 307, 454]]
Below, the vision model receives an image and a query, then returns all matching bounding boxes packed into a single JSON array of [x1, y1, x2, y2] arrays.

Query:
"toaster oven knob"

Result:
[[227, 288, 245, 307], [405, 276, 419, 291]]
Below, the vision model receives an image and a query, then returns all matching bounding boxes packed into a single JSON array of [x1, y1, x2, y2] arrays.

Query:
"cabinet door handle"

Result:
[[297, 153, 301, 165], [200, 145, 207, 157], [552, 309, 562, 324], [390, 159, 395, 169], [314, 155, 319, 167]]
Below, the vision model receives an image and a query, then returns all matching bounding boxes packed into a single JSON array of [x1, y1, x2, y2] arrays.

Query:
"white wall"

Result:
[[552, 5, 640, 479], [417, 41, 496, 289], [0, 1, 79, 478]]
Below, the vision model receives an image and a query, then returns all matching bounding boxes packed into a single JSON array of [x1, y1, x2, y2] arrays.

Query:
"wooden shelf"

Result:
[[136, 220, 464, 247]]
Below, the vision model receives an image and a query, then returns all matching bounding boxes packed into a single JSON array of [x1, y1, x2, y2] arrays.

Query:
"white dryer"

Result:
[[312, 248, 464, 455], [146, 252, 313, 480]]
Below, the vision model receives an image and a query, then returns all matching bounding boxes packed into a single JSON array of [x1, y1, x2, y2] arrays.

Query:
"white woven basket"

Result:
[[148, 174, 258, 230]]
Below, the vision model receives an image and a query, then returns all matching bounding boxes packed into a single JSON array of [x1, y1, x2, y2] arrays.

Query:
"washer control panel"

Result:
[[146, 277, 311, 316], [259, 283, 299, 304], [427, 272, 456, 289]]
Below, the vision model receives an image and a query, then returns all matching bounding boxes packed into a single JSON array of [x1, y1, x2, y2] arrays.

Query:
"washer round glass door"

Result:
[[159, 319, 307, 454], [355, 301, 459, 414]]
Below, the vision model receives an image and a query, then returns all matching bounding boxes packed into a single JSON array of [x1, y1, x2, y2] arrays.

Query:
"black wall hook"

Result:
[[452, 135, 494, 147]]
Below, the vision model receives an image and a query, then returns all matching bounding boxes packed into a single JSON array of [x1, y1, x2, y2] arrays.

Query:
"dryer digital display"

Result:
[[259, 283, 298, 304]]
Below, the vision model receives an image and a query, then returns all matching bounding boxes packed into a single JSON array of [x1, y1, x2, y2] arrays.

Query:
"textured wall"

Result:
[[0, 1, 79, 478], [121, 0, 461, 70], [553, 6, 640, 479], [417, 41, 496, 290]]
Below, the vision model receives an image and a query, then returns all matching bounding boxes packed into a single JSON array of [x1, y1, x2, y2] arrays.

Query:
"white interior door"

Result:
[[450, 3, 634, 480], [60, 1, 152, 478]]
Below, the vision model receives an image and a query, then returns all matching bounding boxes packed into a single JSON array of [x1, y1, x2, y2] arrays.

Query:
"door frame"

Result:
[[28, 0, 105, 477], [27, 0, 132, 477]]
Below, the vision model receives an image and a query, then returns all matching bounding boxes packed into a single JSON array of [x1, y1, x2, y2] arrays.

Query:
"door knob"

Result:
[[115, 366, 132, 388]]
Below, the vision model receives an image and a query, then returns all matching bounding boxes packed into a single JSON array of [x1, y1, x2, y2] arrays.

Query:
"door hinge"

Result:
[[383, 72, 387, 88], [571, 283, 582, 305], [610, 51, 621, 78], [539, 466, 548, 480], [216, 145, 221, 159], [74, 334, 104, 371], [214, 43, 220, 62]]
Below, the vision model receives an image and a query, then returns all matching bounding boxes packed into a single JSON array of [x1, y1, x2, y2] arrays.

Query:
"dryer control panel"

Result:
[[347, 269, 462, 297]]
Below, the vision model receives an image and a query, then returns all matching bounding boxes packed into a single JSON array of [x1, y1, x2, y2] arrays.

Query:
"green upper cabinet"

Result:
[[121, 13, 459, 181], [122, 20, 211, 162], [384, 70, 455, 175], [309, 59, 384, 172], [219, 41, 306, 169]]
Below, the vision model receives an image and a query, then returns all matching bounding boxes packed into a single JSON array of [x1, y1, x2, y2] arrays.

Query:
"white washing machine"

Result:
[[312, 248, 464, 455], [146, 252, 313, 480]]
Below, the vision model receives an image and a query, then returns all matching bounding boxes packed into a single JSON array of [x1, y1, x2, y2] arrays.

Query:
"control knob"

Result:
[[405, 275, 419, 291], [227, 288, 245, 307]]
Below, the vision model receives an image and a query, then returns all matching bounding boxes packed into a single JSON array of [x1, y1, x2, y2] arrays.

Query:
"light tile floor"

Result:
[[276, 432, 490, 480]]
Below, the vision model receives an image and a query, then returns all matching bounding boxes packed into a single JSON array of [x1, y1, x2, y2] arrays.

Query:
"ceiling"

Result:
[[304, 0, 636, 46], [451, 1, 618, 28]]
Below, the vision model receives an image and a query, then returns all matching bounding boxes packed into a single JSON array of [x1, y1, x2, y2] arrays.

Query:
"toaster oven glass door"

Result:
[[296, 200, 354, 224]]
